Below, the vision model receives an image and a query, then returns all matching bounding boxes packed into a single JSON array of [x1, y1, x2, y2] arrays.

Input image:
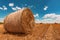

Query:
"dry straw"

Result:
[[4, 8, 35, 34]]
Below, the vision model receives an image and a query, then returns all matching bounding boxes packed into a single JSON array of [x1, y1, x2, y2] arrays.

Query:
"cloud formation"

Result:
[[3, 6, 7, 10], [11, 6, 21, 11], [35, 13, 60, 23], [9, 3, 14, 7], [0, 18, 4, 22], [0, 6, 7, 10], [0, 3, 33, 11], [43, 13, 60, 19], [9, 3, 21, 11], [12, 7, 17, 10], [34, 13, 41, 23], [34, 13, 39, 18], [43, 13, 60, 23], [35, 19, 41, 23], [41, 19, 55, 24], [0, 7, 3, 10], [44, 6, 48, 11], [16, 6, 21, 10], [43, 13, 56, 19]]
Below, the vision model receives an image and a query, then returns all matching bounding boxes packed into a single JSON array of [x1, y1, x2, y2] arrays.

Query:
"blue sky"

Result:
[[0, 0, 60, 23]]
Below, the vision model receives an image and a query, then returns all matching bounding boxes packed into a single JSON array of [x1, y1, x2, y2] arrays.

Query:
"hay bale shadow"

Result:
[[3, 32, 29, 37]]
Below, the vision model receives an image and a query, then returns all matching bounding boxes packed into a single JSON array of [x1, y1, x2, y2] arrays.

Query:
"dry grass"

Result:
[[4, 8, 34, 33], [0, 23, 60, 40]]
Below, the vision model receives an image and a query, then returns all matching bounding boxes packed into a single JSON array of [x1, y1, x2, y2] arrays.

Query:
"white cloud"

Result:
[[44, 6, 48, 11], [12, 6, 21, 11], [9, 3, 14, 7], [34, 13, 39, 17], [0, 18, 4, 22], [0, 7, 3, 10], [35, 19, 41, 23], [42, 13, 60, 23], [3, 6, 7, 10], [34, 13, 41, 23], [35, 13, 60, 23], [35, 18, 55, 24], [43, 13, 56, 19], [41, 19, 55, 24], [16, 6, 21, 10], [12, 7, 17, 10], [0, 6, 7, 10], [43, 13, 60, 19], [4, 7, 7, 10]]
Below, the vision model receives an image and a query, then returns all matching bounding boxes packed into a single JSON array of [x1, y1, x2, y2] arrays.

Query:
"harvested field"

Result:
[[0, 24, 60, 40]]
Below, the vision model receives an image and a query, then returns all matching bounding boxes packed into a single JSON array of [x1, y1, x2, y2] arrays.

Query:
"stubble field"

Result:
[[0, 23, 60, 40]]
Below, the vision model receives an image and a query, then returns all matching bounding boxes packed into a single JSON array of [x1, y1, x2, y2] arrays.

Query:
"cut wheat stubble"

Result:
[[4, 8, 35, 34]]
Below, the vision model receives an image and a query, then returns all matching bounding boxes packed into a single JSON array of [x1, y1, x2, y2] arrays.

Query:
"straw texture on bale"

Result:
[[4, 8, 35, 34]]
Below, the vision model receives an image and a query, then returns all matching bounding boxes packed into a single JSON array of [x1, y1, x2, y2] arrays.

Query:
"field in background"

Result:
[[0, 23, 60, 40], [0, 22, 3, 24]]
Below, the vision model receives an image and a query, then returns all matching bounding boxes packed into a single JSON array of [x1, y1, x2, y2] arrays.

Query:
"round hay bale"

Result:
[[4, 8, 35, 34]]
